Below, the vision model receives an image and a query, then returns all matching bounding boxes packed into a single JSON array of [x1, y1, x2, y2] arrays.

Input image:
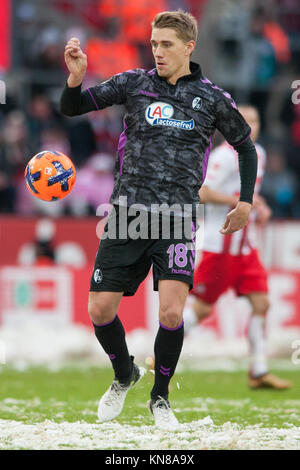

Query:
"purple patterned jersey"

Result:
[[76, 62, 250, 210]]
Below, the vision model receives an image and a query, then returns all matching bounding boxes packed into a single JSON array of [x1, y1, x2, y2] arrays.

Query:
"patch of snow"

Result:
[[0, 418, 299, 450]]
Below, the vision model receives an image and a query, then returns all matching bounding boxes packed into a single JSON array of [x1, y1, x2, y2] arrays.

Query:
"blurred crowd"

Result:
[[0, 0, 299, 218]]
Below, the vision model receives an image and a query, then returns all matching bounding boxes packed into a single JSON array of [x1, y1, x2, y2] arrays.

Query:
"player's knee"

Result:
[[88, 296, 115, 325], [252, 296, 270, 316], [159, 304, 183, 329]]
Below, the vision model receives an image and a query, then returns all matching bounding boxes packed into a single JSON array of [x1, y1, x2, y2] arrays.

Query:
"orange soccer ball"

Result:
[[25, 150, 76, 201]]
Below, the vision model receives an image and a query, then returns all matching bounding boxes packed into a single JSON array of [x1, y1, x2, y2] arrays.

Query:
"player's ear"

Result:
[[185, 40, 195, 56]]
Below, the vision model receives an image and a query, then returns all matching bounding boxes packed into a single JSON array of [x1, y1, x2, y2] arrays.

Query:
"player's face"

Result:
[[150, 28, 195, 84], [239, 107, 260, 143]]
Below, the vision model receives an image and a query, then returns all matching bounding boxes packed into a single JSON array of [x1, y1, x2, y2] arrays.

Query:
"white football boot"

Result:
[[98, 360, 145, 422], [148, 396, 179, 430]]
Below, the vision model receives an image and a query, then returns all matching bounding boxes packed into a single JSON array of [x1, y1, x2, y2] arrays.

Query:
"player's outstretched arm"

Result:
[[64, 37, 87, 87], [60, 38, 127, 117], [60, 37, 93, 117]]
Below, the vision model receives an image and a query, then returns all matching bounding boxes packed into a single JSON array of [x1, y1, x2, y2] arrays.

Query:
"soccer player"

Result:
[[183, 105, 291, 389], [60, 10, 258, 429]]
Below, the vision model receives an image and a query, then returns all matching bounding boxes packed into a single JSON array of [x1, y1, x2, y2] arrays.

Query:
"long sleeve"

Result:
[[60, 83, 95, 116], [60, 72, 129, 117], [214, 89, 257, 204], [234, 137, 258, 204]]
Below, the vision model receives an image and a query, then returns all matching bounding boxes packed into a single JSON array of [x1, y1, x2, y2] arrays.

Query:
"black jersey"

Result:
[[61, 62, 251, 212]]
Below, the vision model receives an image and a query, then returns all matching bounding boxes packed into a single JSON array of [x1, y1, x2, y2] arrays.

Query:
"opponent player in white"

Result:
[[184, 105, 291, 389]]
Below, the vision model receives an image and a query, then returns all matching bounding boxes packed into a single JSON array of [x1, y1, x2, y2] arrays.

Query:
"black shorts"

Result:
[[90, 205, 197, 296]]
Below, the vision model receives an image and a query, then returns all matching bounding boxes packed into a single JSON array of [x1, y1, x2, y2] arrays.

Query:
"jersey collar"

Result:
[[153, 61, 202, 85]]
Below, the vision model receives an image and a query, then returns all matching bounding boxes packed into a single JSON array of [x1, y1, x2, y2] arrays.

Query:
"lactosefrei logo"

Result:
[[145, 101, 194, 130]]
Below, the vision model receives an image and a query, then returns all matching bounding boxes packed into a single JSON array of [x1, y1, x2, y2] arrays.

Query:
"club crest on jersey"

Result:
[[145, 101, 194, 130], [192, 97, 202, 110], [94, 269, 103, 284]]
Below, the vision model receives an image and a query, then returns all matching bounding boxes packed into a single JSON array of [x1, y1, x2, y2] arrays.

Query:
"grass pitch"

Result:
[[0, 365, 299, 449]]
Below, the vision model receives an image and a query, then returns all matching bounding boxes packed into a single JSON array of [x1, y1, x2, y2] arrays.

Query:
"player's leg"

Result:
[[88, 291, 133, 382], [246, 292, 269, 378], [147, 214, 198, 428], [89, 205, 151, 421], [154, 279, 189, 394], [148, 279, 189, 429], [89, 291, 145, 421], [238, 249, 291, 389], [247, 292, 291, 389], [183, 296, 213, 334]]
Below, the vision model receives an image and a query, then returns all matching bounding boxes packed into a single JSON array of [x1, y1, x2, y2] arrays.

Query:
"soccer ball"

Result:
[[25, 150, 76, 201]]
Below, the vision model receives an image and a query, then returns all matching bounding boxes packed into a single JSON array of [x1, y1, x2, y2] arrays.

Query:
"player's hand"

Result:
[[64, 38, 87, 86], [220, 201, 252, 235]]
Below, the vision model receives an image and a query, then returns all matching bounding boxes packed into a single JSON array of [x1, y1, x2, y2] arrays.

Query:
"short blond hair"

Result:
[[152, 9, 198, 43]]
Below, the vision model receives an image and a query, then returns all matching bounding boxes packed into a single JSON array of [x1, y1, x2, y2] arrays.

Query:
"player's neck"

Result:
[[167, 63, 191, 85]]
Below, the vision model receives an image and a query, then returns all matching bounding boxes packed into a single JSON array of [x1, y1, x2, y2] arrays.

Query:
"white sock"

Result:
[[183, 305, 198, 335], [248, 315, 268, 377]]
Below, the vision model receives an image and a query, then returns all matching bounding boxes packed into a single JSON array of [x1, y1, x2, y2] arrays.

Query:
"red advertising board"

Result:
[[0, 216, 100, 266], [0, 265, 299, 337]]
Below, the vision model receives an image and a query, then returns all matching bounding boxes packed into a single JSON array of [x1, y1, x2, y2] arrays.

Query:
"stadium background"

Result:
[[0, 0, 300, 366]]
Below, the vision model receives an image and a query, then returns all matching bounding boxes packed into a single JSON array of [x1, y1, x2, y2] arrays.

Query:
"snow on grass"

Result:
[[0, 396, 299, 450], [0, 417, 299, 450]]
